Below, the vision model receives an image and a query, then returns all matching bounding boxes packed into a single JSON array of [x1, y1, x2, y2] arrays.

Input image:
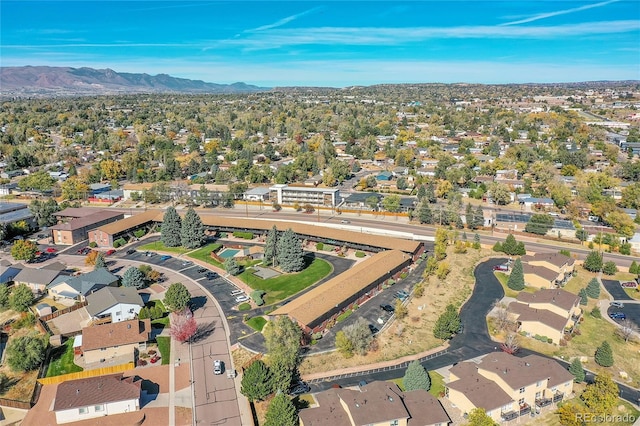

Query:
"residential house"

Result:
[[300, 381, 450, 426], [629, 232, 640, 254], [243, 187, 270, 201], [343, 192, 382, 209], [521, 253, 575, 286], [89, 183, 111, 195], [508, 289, 581, 344], [50, 208, 124, 245], [86, 286, 144, 323], [0, 202, 35, 228], [12, 266, 62, 295], [48, 268, 119, 301], [0, 259, 22, 285], [0, 182, 18, 196], [521, 263, 561, 289], [53, 373, 141, 424], [376, 171, 393, 181], [446, 353, 573, 423], [520, 197, 555, 211], [80, 319, 151, 365]]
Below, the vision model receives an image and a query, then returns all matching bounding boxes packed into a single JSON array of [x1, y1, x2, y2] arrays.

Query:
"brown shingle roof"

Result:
[[522, 252, 575, 268], [447, 363, 513, 411], [81, 319, 150, 351], [95, 210, 422, 253], [54, 207, 102, 218], [299, 389, 352, 426], [509, 302, 569, 331], [95, 210, 161, 235], [517, 289, 579, 311], [270, 250, 409, 327], [522, 263, 559, 282], [337, 382, 409, 425], [53, 373, 140, 411], [478, 352, 574, 389], [404, 389, 451, 426], [50, 210, 123, 231]]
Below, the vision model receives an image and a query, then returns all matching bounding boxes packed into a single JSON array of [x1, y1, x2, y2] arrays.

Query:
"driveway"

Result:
[[602, 279, 633, 301]]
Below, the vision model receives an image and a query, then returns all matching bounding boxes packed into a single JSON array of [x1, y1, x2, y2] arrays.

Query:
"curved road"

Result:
[[308, 258, 640, 408]]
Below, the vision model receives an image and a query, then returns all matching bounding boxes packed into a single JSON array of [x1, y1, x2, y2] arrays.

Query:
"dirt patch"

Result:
[[299, 246, 494, 375]]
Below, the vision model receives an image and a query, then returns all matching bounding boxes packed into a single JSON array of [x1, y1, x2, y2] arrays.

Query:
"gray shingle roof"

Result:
[[48, 268, 118, 296], [86, 286, 143, 317], [13, 267, 61, 286]]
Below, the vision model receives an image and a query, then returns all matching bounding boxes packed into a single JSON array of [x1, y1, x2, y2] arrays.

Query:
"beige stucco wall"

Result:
[[524, 273, 554, 289], [446, 388, 504, 423], [518, 320, 565, 344], [83, 343, 136, 364]]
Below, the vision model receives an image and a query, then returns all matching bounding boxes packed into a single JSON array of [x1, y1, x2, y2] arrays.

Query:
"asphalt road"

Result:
[[602, 279, 640, 330], [308, 259, 640, 408]]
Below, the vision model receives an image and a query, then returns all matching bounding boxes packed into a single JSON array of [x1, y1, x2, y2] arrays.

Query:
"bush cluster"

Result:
[[233, 231, 254, 239]]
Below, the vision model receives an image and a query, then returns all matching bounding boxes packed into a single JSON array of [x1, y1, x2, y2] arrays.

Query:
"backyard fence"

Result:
[[38, 362, 135, 385], [39, 301, 87, 322]]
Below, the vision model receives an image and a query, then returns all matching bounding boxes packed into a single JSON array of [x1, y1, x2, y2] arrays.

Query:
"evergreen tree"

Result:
[[180, 207, 206, 249], [264, 226, 278, 266], [465, 203, 473, 228], [586, 278, 600, 299], [629, 260, 638, 274], [403, 360, 431, 391], [417, 202, 433, 224], [473, 233, 481, 249], [225, 257, 241, 275], [240, 360, 273, 402], [474, 205, 484, 229], [264, 392, 298, 426], [516, 242, 526, 255], [507, 258, 525, 291], [161, 206, 182, 247], [164, 282, 191, 312], [93, 253, 106, 270], [9, 284, 34, 312], [122, 266, 146, 289], [276, 228, 305, 273], [583, 250, 603, 272], [569, 358, 585, 383], [433, 304, 461, 340], [425, 181, 436, 203], [416, 185, 426, 201], [594, 341, 614, 367], [502, 234, 519, 255], [602, 261, 618, 275], [492, 241, 503, 252], [578, 288, 588, 305]]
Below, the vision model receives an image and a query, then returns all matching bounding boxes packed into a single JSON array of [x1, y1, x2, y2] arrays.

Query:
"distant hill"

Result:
[[0, 66, 269, 96]]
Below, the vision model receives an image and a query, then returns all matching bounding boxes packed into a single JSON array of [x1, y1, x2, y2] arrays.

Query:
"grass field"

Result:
[[156, 336, 171, 365], [239, 257, 332, 305], [138, 241, 192, 255], [188, 243, 223, 267], [494, 271, 537, 297], [45, 339, 83, 377], [246, 316, 267, 332]]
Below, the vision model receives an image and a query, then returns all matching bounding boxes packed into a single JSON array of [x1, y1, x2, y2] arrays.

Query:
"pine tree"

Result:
[[240, 360, 273, 402], [586, 278, 600, 299], [403, 360, 431, 391], [569, 358, 585, 383], [164, 282, 191, 312], [276, 228, 305, 273], [465, 203, 473, 228], [417, 202, 433, 224], [417, 185, 426, 201], [578, 288, 588, 305], [264, 392, 298, 426], [595, 341, 614, 367], [629, 260, 638, 274], [474, 205, 484, 229], [473, 233, 481, 249], [122, 266, 146, 289], [425, 181, 436, 203], [264, 226, 278, 266], [161, 206, 182, 247], [225, 257, 241, 275], [502, 234, 519, 255], [180, 207, 206, 249], [433, 304, 460, 340], [93, 253, 106, 270], [507, 258, 525, 291]]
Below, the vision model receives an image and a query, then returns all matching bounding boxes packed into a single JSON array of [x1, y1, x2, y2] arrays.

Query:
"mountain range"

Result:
[[0, 66, 268, 96]]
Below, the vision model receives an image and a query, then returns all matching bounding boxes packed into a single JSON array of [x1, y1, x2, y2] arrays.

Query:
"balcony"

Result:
[[553, 392, 564, 403], [519, 403, 531, 416], [501, 411, 518, 421], [535, 397, 552, 408]]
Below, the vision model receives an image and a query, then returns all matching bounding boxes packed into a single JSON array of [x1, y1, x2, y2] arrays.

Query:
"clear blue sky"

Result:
[[1, 1, 639, 87]]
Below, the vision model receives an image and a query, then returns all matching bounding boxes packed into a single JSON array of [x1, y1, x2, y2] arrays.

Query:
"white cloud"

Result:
[[500, 0, 620, 26], [249, 7, 324, 32]]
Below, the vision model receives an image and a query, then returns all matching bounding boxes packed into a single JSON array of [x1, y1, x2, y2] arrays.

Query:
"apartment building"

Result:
[[269, 184, 340, 207]]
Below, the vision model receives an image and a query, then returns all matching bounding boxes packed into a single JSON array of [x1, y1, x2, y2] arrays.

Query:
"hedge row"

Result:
[[233, 231, 254, 239]]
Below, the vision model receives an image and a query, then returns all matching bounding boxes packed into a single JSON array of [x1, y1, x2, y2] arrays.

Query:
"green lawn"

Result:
[[46, 339, 83, 377], [239, 257, 332, 305], [188, 243, 223, 267], [151, 316, 170, 327], [428, 371, 445, 398], [624, 288, 640, 300], [246, 316, 267, 332], [138, 241, 192, 255], [156, 336, 171, 365], [494, 271, 537, 298]]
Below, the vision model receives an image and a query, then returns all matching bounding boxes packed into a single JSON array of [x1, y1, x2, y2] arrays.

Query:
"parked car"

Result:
[[380, 304, 395, 313], [159, 255, 172, 262], [205, 272, 217, 280], [181, 260, 193, 267], [213, 359, 223, 375], [368, 324, 379, 334], [105, 249, 116, 256], [45, 247, 57, 253], [230, 289, 244, 296], [493, 264, 509, 271], [145, 251, 157, 257], [126, 249, 136, 255], [197, 268, 207, 273], [341, 220, 350, 224], [77, 247, 91, 255], [289, 381, 310, 396], [610, 302, 624, 308], [620, 281, 637, 288], [235, 295, 250, 303], [609, 312, 626, 320]]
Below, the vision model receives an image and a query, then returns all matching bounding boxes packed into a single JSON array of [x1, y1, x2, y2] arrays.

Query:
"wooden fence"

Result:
[[0, 397, 32, 410], [38, 362, 135, 385], [39, 301, 87, 322]]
